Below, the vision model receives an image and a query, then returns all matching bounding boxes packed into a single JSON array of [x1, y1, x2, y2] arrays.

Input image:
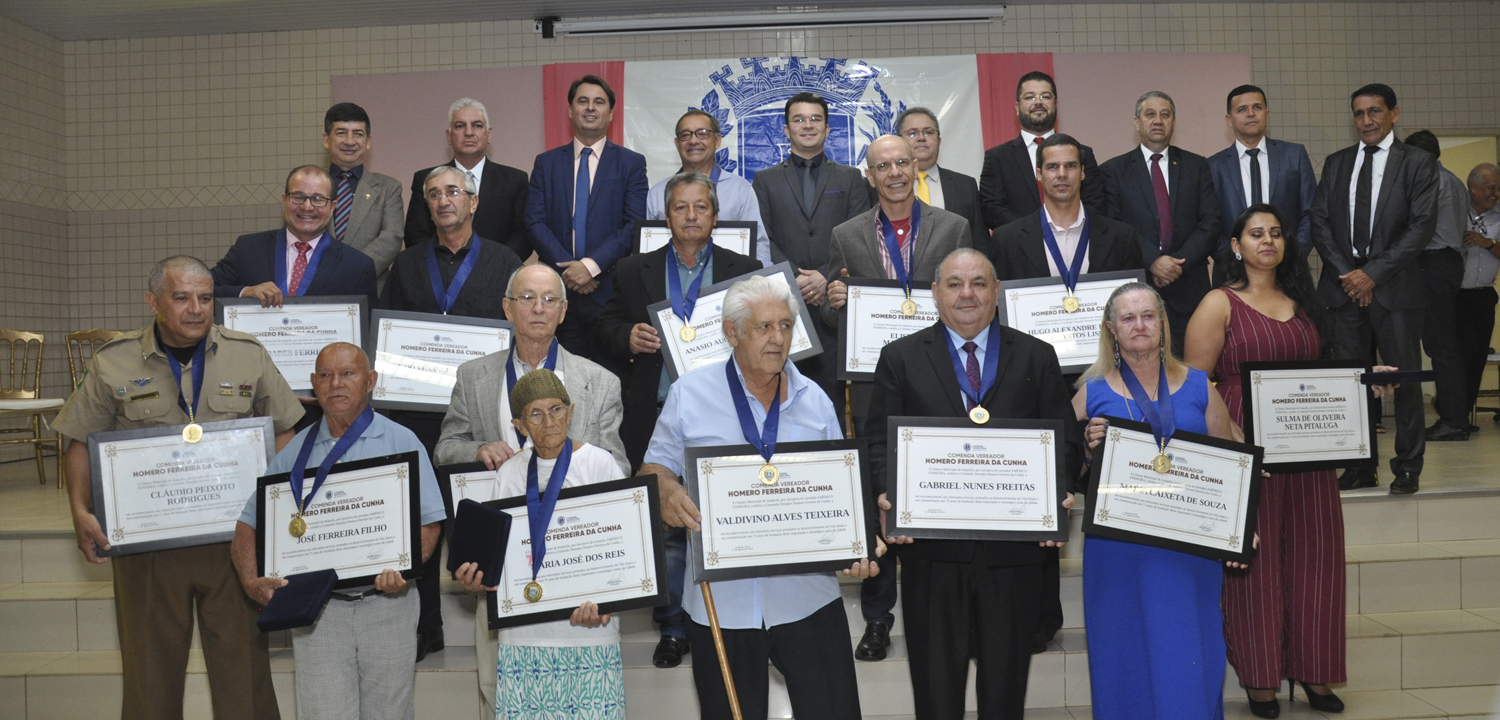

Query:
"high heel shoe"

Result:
[[1298, 681, 1345, 713], [1245, 688, 1280, 718]]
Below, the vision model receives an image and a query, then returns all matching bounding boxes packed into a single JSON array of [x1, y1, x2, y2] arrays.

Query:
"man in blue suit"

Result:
[[210, 165, 378, 310], [1207, 85, 1318, 286], [524, 74, 648, 361]]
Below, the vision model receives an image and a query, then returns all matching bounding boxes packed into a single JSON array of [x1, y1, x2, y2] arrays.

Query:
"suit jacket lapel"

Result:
[[911, 202, 943, 277], [588, 143, 614, 206], [1021, 218, 1050, 277], [471, 359, 502, 443], [780, 160, 811, 218], [1166, 147, 1181, 213], [982, 328, 1016, 407], [1007, 139, 1037, 202], [642, 246, 670, 305], [1265, 140, 1284, 206], [304, 242, 333, 295], [344, 172, 376, 236], [1126, 152, 1158, 226], [1333, 150, 1356, 242], [922, 324, 969, 416], [1086, 215, 1108, 269], [1372, 142, 1403, 235], [1225, 150, 1247, 217], [809, 155, 834, 217]]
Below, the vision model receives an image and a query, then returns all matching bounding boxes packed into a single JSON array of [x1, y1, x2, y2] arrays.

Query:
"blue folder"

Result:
[[446, 499, 511, 585], [256, 569, 338, 633]]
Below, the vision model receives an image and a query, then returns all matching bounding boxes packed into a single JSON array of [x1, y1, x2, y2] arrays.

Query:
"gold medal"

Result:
[[182, 423, 203, 443], [900, 298, 918, 317], [1153, 453, 1172, 474], [679, 325, 697, 342], [289, 514, 307, 538], [1062, 295, 1081, 313], [758, 463, 780, 485], [968, 406, 990, 424], [523, 581, 544, 603]]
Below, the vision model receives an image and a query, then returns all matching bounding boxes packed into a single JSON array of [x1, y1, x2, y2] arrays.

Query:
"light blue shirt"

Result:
[[945, 322, 994, 407], [644, 356, 843, 630], [647, 169, 773, 267], [239, 411, 447, 528]]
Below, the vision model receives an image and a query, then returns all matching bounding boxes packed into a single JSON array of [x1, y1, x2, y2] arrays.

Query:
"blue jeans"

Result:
[[653, 525, 688, 638]]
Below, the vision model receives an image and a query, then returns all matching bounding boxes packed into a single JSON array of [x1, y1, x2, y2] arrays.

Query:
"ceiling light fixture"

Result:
[[533, 6, 1006, 38]]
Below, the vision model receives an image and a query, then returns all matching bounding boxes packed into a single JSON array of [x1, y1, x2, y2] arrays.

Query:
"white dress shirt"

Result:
[[1347, 131, 1396, 253], [1041, 206, 1090, 277], [456, 157, 485, 192], [1022, 129, 1055, 171], [921, 163, 948, 209], [1235, 139, 1273, 207], [1140, 145, 1171, 196]]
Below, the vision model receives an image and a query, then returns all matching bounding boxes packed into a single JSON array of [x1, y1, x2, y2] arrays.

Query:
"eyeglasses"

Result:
[[425, 187, 474, 201], [1020, 92, 1056, 103], [871, 157, 914, 173], [506, 293, 564, 308], [521, 404, 570, 426], [902, 129, 938, 139], [676, 129, 717, 141], [286, 193, 332, 208], [789, 115, 825, 126]]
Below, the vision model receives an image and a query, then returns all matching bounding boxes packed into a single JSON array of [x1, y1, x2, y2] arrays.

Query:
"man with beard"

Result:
[[980, 71, 1105, 232]]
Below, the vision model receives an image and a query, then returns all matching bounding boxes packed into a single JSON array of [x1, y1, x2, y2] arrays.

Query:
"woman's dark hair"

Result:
[[1220, 203, 1333, 358]]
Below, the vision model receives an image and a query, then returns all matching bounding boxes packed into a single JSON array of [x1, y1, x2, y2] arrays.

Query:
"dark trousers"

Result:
[[388, 409, 446, 637], [1166, 303, 1192, 359], [1457, 286, 1500, 413], [902, 555, 1041, 720], [1420, 249, 1468, 429], [653, 526, 688, 638], [558, 299, 620, 376], [685, 599, 862, 720], [1331, 300, 1426, 475]]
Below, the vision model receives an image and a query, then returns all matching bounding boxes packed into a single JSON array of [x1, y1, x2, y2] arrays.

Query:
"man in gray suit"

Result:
[[754, 91, 873, 403], [1309, 83, 1439, 495], [825, 135, 971, 662], [323, 103, 405, 289]]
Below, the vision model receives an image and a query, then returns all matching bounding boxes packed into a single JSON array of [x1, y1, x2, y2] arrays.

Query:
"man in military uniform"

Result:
[[53, 255, 304, 720]]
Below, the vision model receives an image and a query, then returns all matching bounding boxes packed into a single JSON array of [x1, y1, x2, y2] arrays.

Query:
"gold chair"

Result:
[[0, 329, 64, 485], [65, 328, 125, 389]]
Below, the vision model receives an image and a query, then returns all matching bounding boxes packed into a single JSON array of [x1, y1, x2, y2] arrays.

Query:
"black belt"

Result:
[[330, 588, 383, 602], [1423, 247, 1461, 256]]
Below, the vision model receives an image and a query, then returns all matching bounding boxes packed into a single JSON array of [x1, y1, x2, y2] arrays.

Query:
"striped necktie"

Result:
[[333, 170, 354, 241]]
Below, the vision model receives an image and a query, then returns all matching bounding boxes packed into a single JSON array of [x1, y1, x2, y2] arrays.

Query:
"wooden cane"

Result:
[[699, 581, 743, 720]]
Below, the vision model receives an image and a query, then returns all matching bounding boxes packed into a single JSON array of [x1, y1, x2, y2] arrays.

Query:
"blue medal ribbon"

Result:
[[163, 334, 206, 422], [1040, 208, 1090, 295], [289, 405, 375, 514], [1119, 359, 1176, 454], [273, 230, 331, 297], [525, 440, 572, 583], [878, 202, 922, 296], [505, 339, 560, 447], [667, 242, 712, 327], [724, 360, 781, 464], [425, 235, 482, 315], [943, 319, 1002, 410]]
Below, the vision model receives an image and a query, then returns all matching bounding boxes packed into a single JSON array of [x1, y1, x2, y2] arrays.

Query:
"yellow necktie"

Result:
[[916, 171, 931, 204]]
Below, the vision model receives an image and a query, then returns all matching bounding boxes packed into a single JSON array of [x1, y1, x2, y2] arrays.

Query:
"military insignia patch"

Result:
[[131, 378, 151, 386]]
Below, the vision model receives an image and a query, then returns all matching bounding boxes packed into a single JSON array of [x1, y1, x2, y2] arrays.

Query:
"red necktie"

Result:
[[1034, 136, 1045, 202], [1150, 153, 1174, 251], [288, 241, 310, 295]]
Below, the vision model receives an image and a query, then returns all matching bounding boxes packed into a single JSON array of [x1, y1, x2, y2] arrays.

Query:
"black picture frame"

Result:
[[365, 309, 513, 412], [836, 278, 938, 382], [996, 269, 1146, 374], [256, 451, 424, 590], [483, 475, 668, 631], [683, 438, 877, 584], [215, 295, 368, 393], [634, 219, 758, 257], [1082, 416, 1262, 564], [1239, 359, 1377, 473], [885, 416, 1070, 542], [88, 416, 276, 557]]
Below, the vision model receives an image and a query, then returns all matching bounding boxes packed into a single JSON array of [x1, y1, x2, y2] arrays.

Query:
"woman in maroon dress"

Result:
[[1185, 204, 1394, 718]]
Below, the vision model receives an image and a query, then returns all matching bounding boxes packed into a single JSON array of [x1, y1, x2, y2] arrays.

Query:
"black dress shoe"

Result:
[[1337, 469, 1377, 491], [653, 636, 690, 668], [1468, 423, 1481, 434], [1389, 472, 1420, 495], [1298, 682, 1345, 713], [415, 628, 445, 663], [1245, 689, 1280, 718], [855, 621, 892, 662], [1425, 424, 1469, 442], [1030, 630, 1049, 654]]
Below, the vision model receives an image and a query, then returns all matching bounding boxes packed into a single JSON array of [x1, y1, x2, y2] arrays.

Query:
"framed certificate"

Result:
[[886, 417, 1068, 542], [683, 438, 876, 584], [367, 310, 513, 411], [256, 452, 424, 590], [837, 279, 938, 381], [483, 475, 667, 630], [648, 262, 821, 381], [88, 417, 275, 556], [217, 296, 367, 393], [1083, 416, 1262, 564], [436, 461, 499, 524], [998, 270, 1145, 374], [1240, 360, 1375, 472], [635, 220, 758, 257]]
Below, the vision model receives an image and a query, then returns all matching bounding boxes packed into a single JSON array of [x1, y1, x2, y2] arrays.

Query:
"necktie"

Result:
[[288, 242, 310, 295], [1246, 148, 1263, 206], [333, 170, 354, 241], [1034, 136, 1045, 201], [916, 170, 931, 204], [962, 341, 981, 411], [573, 147, 592, 258], [801, 158, 817, 213], [1353, 144, 1379, 257], [1150, 153, 1174, 252]]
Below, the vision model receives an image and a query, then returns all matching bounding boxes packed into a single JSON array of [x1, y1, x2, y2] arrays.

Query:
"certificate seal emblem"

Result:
[[1062, 295, 1081, 313], [182, 423, 203, 443], [288, 514, 307, 538], [900, 298, 918, 317], [1152, 453, 1172, 474], [523, 581, 544, 603], [758, 463, 780, 485], [968, 406, 990, 424], [679, 325, 697, 342]]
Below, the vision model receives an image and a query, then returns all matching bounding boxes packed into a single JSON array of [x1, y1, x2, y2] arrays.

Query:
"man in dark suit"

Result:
[[1100, 91, 1220, 356], [211, 165, 378, 311], [1309, 84, 1439, 495], [525, 75, 649, 362], [980, 71, 1104, 232], [895, 107, 988, 253], [594, 172, 761, 668], [403, 98, 531, 260], [867, 248, 1079, 720], [1207, 85, 1318, 286], [322, 102, 404, 290], [994, 134, 1145, 281], [753, 91, 872, 403]]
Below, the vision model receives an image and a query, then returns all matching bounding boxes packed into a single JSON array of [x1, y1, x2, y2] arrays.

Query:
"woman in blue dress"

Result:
[[1070, 282, 1248, 720]]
